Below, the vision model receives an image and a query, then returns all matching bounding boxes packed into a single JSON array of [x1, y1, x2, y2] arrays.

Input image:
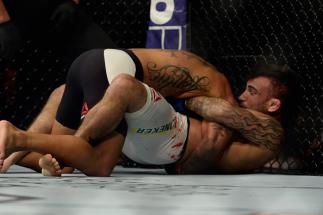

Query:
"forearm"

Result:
[[186, 96, 283, 151], [186, 96, 227, 120], [0, 0, 10, 23]]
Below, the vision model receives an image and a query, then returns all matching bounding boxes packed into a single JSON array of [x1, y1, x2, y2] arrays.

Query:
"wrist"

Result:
[[185, 98, 193, 110]]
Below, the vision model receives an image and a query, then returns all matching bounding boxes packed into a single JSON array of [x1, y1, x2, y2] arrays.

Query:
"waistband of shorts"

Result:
[[118, 49, 144, 81]]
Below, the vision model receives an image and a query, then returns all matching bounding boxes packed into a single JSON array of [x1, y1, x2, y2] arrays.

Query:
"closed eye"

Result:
[[247, 85, 258, 95]]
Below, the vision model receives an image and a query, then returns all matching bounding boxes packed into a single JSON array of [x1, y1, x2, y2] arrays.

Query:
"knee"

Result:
[[101, 74, 147, 112], [110, 74, 144, 95], [111, 74, 137, 86], [50, 85, 65, 100]]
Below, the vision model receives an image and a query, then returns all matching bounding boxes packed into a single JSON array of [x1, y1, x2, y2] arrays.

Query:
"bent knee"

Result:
[[111, 74, 137, 85], [50, 85, 65, 99], [110, 74, 144, 93]]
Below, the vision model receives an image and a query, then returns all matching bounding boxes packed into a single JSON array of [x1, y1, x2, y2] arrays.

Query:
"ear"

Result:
[[267, 98, 281, 113]]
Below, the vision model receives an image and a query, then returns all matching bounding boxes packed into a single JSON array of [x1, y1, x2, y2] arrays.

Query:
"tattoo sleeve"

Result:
[[186, 97, 283, 152], [147, 62, 210, 92]]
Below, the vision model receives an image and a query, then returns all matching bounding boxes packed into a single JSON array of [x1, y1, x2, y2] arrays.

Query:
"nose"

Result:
[[238, 90, 247, 102]]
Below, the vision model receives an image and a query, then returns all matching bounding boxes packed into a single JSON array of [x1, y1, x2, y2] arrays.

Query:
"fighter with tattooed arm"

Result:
[[176, 64, 297, 174], [0, 48, 235, 173], [0, 49, 295, 175]]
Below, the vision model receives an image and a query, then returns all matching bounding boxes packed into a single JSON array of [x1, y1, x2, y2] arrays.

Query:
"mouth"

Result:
[[239, 102, 246, 108]]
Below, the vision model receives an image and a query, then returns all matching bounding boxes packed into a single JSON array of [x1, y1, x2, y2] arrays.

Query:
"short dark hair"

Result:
[[247, 64, 300, 149], [247, 64, 299, 115], [247, 64, 300, 144]]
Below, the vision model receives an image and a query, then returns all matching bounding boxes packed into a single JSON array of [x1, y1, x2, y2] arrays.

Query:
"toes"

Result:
[[51, 157, 56, 163], [52, 158, 61, 169], [54, 163, 61, 170], [45, 154, 53, 160], [50, 157, 61, 172]]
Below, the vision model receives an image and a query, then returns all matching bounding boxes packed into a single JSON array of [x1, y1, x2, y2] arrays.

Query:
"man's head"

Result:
[[239, 64, 297, 117]]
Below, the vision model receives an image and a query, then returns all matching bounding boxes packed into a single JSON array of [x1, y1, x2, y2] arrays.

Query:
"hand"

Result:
[[49, 0, 78, 34], [0, 21, 22, 61]]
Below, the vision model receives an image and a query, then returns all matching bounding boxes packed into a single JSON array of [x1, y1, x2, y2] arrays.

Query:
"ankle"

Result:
[[15, 130, 27, 150]]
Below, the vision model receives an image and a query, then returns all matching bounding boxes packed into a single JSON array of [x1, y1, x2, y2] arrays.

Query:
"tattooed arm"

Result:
[[186, 96, 283, 152], [178, 96, 283, 173]]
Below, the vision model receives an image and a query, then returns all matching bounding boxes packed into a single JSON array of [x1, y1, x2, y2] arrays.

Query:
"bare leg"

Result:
[[16, 151, 74, 174], [1, 85, 67, 172], [75, 74, 147, 140], [0, 75, 148, 175], [28, 85, 66, 134], [39, 129, 124, 177], [0, 120, 124, 176]]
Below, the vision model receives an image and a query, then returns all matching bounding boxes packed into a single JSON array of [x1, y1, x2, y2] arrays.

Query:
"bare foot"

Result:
[[1, 151, 29, 173], [0, 120, 24, 169], [0, 153, 18, 173], [39, 154, 62, 176]]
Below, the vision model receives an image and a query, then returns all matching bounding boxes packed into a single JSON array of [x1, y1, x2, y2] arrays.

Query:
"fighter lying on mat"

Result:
[[0, 48, 235, 173], [0, 49, 296, 175]]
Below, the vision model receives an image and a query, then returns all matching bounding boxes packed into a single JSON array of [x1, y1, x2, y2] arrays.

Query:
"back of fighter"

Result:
[[132, 48, 236, 104], [1, 48, 237, 174], [56, 48, 236, 131]]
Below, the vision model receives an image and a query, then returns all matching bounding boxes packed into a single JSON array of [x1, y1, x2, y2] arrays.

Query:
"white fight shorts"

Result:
[[122, 83, 189, 165], [104, 49, 137, 82]]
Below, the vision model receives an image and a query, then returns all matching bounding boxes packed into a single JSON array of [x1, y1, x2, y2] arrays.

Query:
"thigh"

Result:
[[56, 49, 108, 130]]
